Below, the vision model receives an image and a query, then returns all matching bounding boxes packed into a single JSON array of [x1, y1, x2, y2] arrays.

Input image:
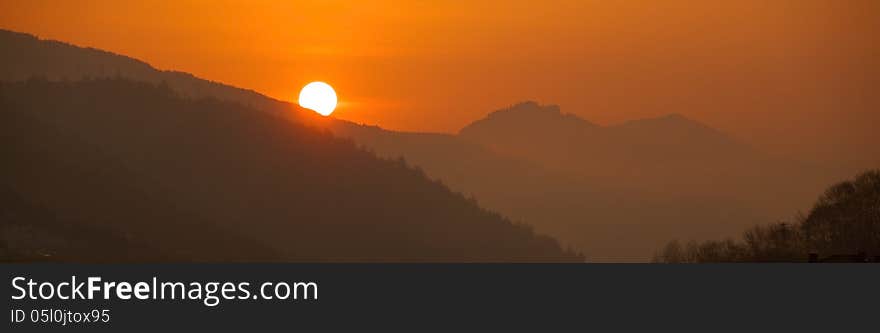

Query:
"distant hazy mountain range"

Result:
[[460, 101, 819, 198], [0, 29, 845, 261]]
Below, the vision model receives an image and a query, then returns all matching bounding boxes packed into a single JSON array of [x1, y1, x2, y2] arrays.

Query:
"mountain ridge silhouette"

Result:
[[1, 78, 581, 262], [0, 29, 842, 261]]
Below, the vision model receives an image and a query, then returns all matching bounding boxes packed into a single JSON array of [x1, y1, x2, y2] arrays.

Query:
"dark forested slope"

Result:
[[0, 79, 580, 262]]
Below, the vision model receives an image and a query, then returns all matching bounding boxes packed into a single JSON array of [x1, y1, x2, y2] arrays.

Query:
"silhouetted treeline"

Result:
[[0, 78, 582, 262], [0, 29, 287, 114], [654, 170, 880, 263]]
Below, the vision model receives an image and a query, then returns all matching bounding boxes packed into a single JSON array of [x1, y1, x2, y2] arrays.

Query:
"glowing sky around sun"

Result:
[[1, 0, 877, 163]]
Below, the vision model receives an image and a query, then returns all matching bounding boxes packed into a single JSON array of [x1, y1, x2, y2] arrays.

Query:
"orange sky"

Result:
[[1, 0, 878, 164]]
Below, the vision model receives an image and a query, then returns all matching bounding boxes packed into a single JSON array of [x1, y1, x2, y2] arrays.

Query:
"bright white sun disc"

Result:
[[298, 81, 337, 116]]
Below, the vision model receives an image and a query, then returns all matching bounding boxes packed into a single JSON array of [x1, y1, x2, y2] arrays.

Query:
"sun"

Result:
[[298, 81, 337, 116]]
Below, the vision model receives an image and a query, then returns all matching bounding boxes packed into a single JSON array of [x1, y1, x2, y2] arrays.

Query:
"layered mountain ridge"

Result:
[[1, 29, 843, 261]]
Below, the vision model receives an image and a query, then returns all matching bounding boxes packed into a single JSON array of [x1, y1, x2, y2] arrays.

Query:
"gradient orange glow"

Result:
[[1, 0, 878, 165]]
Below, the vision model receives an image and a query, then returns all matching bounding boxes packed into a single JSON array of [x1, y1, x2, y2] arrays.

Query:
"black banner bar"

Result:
[[3, 264, 877, 332]]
